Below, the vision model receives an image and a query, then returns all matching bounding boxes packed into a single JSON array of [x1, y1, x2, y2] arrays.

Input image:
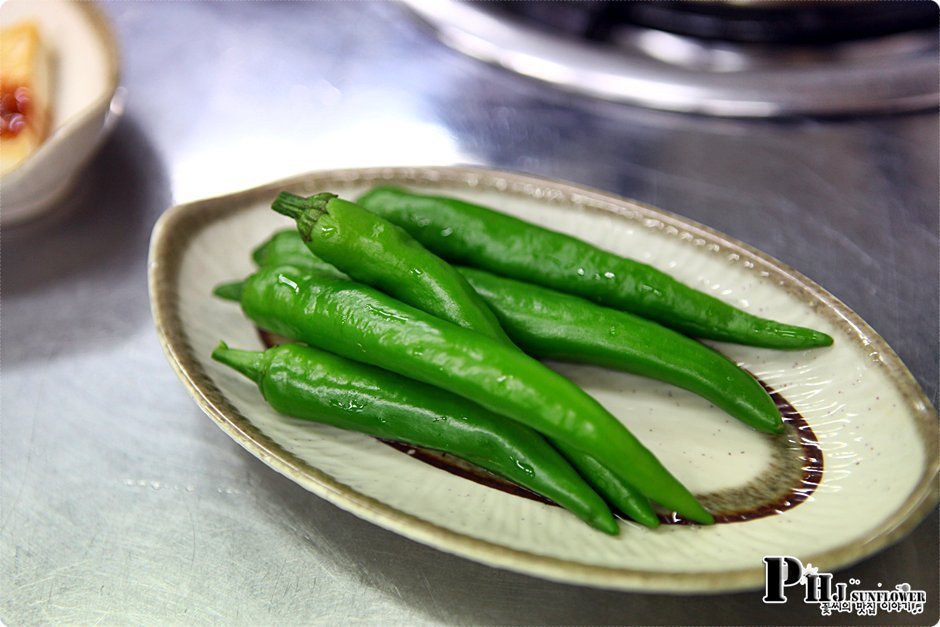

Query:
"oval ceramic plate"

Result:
[[148, 166, 937, 592], [0, 0, 121, 225]]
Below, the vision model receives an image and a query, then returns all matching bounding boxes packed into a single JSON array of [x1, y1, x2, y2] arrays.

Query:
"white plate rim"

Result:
[[148, 165, 938, 593]]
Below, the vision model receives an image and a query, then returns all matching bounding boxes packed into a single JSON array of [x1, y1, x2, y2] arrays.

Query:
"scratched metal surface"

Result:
[[1, 2, 936, 624]]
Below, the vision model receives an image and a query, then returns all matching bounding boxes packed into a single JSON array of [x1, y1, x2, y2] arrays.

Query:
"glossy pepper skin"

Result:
[[249, 231, 781, 434], [236, 264, 713, 524], [356, 186, 834, 350], [212, 342, 619, 534], [252, 229, 345, 276], [272, 192, 514, 346], [460, 267, 784, 434], [246, 230, 660, 527]]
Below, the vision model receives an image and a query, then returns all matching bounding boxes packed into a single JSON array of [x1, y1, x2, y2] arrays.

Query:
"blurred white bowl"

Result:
[[0, 0, 121, 226]]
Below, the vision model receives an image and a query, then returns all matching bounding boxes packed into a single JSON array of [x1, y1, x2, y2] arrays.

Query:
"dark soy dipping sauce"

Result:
[[259, 330, 822, 524], [665, 384, 822, 525]]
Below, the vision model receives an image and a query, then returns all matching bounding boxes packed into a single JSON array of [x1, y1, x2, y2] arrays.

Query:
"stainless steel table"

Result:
[[3, 3, 937, 624]]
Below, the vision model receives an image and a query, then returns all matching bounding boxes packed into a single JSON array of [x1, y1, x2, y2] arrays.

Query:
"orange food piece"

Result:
[[1, 21, 50, 175]]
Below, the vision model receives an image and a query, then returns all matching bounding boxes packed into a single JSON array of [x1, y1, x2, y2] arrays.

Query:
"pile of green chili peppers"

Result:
[[212, 187, 833, 535]]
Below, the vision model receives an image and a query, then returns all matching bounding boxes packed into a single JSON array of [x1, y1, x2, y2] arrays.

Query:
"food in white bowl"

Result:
[[1, 21, 52, 175], [0, 0, 120, 225]]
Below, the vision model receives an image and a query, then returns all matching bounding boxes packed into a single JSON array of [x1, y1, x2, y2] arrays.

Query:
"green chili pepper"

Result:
[[216, 279, 657, 528], [356, 186, 833, 350], [252, 229, 345, 277], [271, 192, 513, 347], [247, 230, 781, 434], [267, 195, 660, 523], [212, 341, 620, 534], [234, 264, 713, 524], [246, 229, 660, 527], [459, 267, 783, 434]]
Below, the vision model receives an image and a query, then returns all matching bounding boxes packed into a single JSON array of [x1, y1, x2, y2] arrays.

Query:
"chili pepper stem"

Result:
[[272, 192, 338, 242], [212, 341, 267, 384], [213, 281, 245, 301]]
